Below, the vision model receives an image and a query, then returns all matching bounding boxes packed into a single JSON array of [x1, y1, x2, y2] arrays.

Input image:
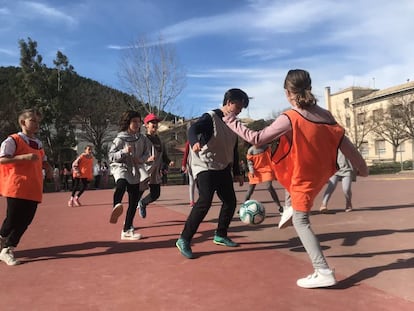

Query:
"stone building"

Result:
[[325, 80, 414, 165]]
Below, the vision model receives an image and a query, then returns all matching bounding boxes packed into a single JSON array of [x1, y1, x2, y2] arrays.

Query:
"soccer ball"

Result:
[[239, 200, 266, 225]]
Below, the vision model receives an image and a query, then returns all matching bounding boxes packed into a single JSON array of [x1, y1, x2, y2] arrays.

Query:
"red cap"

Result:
[[144, 113, 161, 124]]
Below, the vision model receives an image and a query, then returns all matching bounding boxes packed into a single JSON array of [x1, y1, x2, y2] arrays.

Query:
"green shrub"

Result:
[[368, 162, 401, 175]]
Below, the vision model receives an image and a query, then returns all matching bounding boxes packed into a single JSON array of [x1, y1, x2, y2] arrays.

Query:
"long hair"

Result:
[[284, 69, 317, 108], [118, 110, 141, 131]]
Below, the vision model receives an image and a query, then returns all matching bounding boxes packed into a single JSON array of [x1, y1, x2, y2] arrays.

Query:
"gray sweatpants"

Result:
[[322, 175, 352, 208], [292, 210, 330, 270]]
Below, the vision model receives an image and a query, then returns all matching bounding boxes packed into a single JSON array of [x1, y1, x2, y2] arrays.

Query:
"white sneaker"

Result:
[[297, 269, 337, 288], [0, 247, 21, 266], [110, 203, 123, 224], [278, 205, 293, 229], [121, 229, 142, 240]]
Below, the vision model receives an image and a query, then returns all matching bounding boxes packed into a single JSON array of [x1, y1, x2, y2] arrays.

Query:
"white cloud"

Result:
[[19, 1, 77, 26]]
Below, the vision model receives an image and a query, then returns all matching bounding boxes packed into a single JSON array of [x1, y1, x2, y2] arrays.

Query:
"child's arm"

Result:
[[0, 153, 40, 164], [72, 155, 82, 177]]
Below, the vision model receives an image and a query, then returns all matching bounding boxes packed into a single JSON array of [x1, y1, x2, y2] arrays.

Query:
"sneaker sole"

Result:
[[297, 279, 337, 288], [110, 204, 123, 224], [121, 235, 142, 240], [175, 241, 194, 259], [0, 259, 21, 266], [319, 206, 328, 213], [213, 240, 239, 247], [278, 217, 293, 229]]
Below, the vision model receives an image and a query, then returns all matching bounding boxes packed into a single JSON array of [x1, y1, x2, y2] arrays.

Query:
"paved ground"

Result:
[[0, 172, 413, 310]]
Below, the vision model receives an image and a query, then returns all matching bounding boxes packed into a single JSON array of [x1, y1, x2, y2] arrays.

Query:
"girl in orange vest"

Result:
[[68, 145, 94, 207], [244, 144, 283, 213], [224, 69, 368, 289], [0, 109, 51, 266]]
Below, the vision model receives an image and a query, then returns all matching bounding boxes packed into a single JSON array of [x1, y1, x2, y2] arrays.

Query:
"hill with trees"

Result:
[[0, 37, 179, 165]]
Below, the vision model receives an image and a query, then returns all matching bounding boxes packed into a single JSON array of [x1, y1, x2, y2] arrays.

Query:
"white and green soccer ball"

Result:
[[239, 200, 266, 225]]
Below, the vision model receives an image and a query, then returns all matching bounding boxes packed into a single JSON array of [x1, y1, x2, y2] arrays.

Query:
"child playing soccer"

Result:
[[0, 108, 51, 265]]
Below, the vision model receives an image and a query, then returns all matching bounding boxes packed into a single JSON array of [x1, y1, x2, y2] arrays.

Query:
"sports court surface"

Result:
[[1, 173, 413, 310]]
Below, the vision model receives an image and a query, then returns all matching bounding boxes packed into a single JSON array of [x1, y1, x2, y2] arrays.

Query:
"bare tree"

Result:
[[371, 105, 410, 161], [392, 94, 414, 139], [333, 104, 375, 149], [119, 35, 186, 117]]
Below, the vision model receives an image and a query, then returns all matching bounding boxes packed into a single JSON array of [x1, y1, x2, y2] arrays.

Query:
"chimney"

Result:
[[324, 86, 331, 111]]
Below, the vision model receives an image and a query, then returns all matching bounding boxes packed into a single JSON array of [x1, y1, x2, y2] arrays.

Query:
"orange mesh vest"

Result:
[[271, 110, 344, 212], [73, 154, 94, 180], [247, 147, 275, 184], [0, 134, 45, 202]]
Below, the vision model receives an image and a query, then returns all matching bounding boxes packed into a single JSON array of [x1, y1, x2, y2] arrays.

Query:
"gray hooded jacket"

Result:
[[108, 131, 152, 184]]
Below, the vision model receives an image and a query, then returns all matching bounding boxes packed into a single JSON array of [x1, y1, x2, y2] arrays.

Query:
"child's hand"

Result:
[[124, 145, 132, 154], [192, 142, 201, 153]]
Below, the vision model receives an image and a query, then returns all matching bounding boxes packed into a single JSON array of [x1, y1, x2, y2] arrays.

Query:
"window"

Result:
[[410, 101, 414, 116], [345, 117, 351, 128], [360, 142, 369, 156], [375, 140, 386, 155], [372, 108, 383, 121], [357, 112, 365, 125], [390, 104, 403, 118], [344, 98, 350, 108]]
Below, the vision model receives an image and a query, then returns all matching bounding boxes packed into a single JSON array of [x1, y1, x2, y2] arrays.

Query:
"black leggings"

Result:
[[71, 178, 88, 197], [113, 179, 142, 231], [0, 197, 38, 248]]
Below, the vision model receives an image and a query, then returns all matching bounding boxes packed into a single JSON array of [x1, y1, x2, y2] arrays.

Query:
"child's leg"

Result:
[[76, 178, 89, 198], [292, 210, 330, 270], [113, 179, 127, 206], [341, 175, 353, 208], [1, 198, 37, 248], [123, 183, 141, 231], [141, 184, 161, 206], [71, 178, 80, 196], [321, 175, 339, 207], [265, 181, 282, 207], [244, 184, 256, 201]]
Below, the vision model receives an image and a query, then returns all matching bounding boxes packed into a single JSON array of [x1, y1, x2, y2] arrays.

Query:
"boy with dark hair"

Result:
[[176, 88, 248, 259]]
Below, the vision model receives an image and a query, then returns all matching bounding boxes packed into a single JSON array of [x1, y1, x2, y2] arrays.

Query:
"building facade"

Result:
[[325, 81, 414, 165]]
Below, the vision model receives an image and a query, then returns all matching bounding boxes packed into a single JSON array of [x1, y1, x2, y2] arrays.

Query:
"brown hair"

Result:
[[119, 110, 141, 131], [284, 69, 317, 108], [18, 108, 42, 124]]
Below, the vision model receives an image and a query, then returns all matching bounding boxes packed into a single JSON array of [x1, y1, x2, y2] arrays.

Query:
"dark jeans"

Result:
[[141, 184, 161, 206], [180, 168, 237, 242], [0, 197, 38, 248], [113, 179, 142, 232]]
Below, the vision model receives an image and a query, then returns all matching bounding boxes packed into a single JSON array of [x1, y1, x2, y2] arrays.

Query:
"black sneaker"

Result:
[[176, 238, 194, 259]]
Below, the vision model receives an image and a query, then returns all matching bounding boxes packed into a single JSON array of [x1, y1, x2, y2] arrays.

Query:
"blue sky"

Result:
[[1, 0, 414, 120]]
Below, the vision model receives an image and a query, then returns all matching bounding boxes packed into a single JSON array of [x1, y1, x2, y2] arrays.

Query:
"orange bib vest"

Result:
[[271, 110, 344, 212], [73, 154, 93, 180], [247, 147, 275, 184], [0, 134, 45, 203]]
